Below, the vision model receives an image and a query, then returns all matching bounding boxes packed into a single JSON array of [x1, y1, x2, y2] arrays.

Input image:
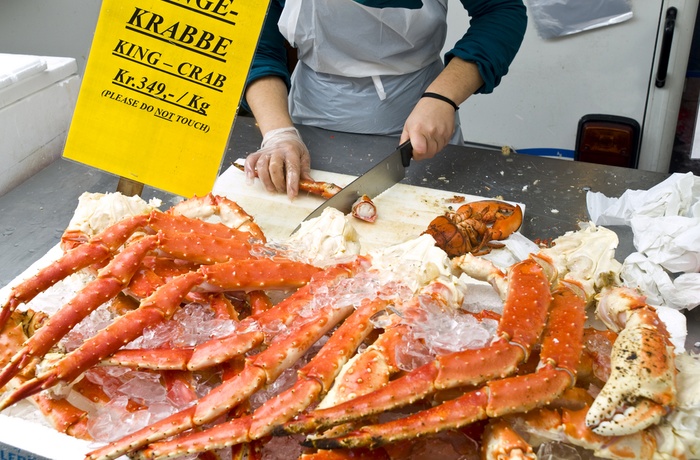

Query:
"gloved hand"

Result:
[[244, 127, 313, 199], [400, 95, 457, 160]]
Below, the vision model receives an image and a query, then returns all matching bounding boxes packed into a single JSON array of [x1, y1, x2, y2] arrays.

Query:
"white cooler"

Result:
[[0, 54, 80, 196]]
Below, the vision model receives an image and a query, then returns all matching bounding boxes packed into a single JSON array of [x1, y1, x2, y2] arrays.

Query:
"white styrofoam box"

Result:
[[0, 54, 80, 196], [0, 54, 47, 92]]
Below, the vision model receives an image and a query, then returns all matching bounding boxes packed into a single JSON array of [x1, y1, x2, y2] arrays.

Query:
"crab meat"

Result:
[[351, 195, 377, 223]]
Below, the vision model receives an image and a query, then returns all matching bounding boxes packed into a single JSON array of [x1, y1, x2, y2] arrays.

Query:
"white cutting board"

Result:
[[213, 164, 509, 253]]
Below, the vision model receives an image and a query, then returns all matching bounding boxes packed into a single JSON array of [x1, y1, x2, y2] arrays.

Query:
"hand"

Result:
[[400, 96, 457, 160], [244, 127, 312, 199]]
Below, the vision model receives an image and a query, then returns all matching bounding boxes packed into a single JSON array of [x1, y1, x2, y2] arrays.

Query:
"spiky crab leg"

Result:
[[282, 257, 552, 435], [0, 270, 205, 410], [134, 297, 392, 460], [0, 235, 159, 390], [304, 283, 586, 450], [0, 214, 150, 329], [84, 260, 365, 460], [0, 196, 265, 330]]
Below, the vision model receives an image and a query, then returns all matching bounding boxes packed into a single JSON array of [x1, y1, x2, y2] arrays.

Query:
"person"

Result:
[[243, 0, 527, 199]]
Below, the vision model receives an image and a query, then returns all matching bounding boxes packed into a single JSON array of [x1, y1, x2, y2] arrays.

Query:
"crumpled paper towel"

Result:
[[587, 172, 700, 311]]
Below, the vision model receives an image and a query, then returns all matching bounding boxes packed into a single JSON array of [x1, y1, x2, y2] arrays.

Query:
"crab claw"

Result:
[[586, 287, 677, 436]]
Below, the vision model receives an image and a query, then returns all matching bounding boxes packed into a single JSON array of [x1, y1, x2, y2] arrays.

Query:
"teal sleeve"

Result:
[[447, 0, 527, 94], [242, 0, 290, 111]]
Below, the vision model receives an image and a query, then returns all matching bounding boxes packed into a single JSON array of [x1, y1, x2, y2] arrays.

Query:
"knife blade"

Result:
[[291, 140, 413, 234]]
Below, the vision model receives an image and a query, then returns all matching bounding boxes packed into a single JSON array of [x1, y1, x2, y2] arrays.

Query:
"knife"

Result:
[[291, 140, 413, 234]]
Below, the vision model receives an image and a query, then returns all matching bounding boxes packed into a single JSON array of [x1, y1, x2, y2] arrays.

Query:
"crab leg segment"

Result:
[[85, 260, 366, 460], [134, 298, 392, 460], [201, 258, 323, 292], [306, 284, 585, 450], [0, 270, 205, 410], [0, 214, 150, 329], [283, 258, 552, 435], [0, 235, 159, 390]]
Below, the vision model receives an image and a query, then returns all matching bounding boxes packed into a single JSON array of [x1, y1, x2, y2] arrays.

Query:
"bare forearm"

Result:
[[425, 57, 484, 106], [245, 76, 295, 135]]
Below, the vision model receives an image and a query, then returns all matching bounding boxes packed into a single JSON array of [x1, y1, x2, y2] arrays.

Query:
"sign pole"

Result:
[[116, 177, 145, 197]]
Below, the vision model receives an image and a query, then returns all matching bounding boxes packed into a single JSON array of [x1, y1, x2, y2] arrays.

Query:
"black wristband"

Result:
[[421, 92, 459, 111]]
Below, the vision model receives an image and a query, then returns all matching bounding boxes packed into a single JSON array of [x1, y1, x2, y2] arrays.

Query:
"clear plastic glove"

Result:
[[244, 127, 313, 199], [400, 97, 456, 160]]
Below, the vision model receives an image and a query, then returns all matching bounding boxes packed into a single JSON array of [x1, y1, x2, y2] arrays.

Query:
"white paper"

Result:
[[587, 172, 700, 312]]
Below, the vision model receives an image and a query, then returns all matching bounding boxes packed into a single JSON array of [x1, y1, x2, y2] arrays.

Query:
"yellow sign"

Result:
[[63, 0, 269, 197]]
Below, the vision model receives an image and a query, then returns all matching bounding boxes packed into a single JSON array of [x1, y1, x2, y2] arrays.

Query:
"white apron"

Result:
[[279, 0, 462, 140]]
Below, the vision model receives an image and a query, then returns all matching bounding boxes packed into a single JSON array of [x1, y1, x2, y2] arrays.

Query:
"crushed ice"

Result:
[[126, 302, 238, 349]]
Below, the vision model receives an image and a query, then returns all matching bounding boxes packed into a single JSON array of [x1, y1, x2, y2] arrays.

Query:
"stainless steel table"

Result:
[[1, 115, 698, 351]]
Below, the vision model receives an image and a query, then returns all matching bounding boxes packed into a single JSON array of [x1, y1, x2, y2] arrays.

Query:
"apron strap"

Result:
[[372, 75, 387, 101]]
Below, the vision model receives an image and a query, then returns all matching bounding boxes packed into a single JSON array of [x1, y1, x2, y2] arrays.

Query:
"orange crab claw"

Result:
[[586, 294, 677, 436]]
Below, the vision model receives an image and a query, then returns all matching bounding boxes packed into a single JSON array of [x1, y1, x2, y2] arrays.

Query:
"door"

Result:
[[445, 0, 699, 173]]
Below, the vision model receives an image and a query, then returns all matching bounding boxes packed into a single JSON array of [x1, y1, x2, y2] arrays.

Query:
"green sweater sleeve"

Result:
[[241, 0, 289, 112], [447, 0, 527, 94]]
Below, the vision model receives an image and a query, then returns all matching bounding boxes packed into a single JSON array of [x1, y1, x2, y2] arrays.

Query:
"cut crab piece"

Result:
[[351, 195, 377, 223], [84, 258, 372, 460], [423, 200, 523, 257], [482, 419, 536, 460]]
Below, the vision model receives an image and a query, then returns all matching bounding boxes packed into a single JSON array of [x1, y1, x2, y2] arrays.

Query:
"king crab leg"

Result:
[[304, 282, 586, 450], [0, 235, 159, 390], [281, 257, 552, 436], [84, 259, 369, 460], [0, 193, 266, 332], [0, 214, 150, 329], [0, 254, 326, 410], [134, 297, 393, 460]]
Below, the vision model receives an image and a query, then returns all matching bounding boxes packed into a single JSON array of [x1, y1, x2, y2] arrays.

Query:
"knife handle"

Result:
[[398, 140, 413, 168]]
